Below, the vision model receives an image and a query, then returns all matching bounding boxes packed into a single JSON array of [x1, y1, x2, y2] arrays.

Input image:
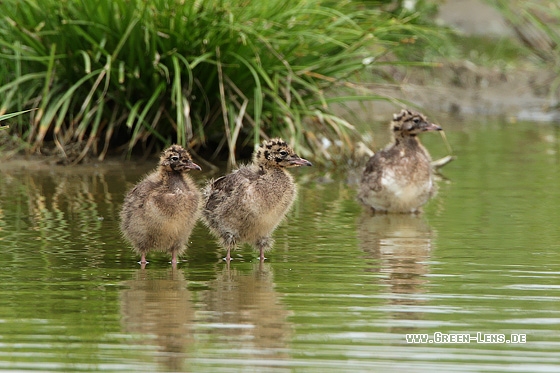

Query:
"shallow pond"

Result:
[[1, 118, 560, 372]]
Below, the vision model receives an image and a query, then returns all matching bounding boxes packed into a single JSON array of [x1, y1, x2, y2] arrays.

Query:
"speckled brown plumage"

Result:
[[358, 109, 442, 213], [202, 138, 312, 261], [120, 145, 202, 265]]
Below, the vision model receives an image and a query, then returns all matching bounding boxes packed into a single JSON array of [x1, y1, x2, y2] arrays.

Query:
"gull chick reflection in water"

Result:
[[120, 268, 193, 372], [197, 262, 292, 362], [358, 212, 434, 322], [119, 262, 292, 370]]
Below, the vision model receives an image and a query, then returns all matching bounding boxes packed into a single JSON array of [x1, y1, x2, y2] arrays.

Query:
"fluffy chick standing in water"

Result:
[[120, 145, 202, 266], [202, 138, 312, 261], [358, 109, 442, 213]]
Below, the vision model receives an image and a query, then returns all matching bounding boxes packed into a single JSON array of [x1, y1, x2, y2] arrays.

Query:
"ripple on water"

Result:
[[1, 120, 560, 372]]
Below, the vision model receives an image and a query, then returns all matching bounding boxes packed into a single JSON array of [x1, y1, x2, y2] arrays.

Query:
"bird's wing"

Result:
[[362, 153, 386, 192], [205, 167, 260, 210]]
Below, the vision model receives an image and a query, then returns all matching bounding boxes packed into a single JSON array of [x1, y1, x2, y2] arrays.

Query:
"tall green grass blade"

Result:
[[0, 73, 47, 95], [0, 0, 451, 163], [0, 109, 36, 122], [34, 69, 103, 146], [128, 82, 166, 150]]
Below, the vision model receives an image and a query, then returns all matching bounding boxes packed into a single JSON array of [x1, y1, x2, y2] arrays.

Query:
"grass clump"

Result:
[[489, 0, 560, 103], [0, 0, 447, 165]]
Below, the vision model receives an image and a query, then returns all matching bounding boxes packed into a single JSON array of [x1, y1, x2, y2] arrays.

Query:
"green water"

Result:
[[1, 119, 560, 372]]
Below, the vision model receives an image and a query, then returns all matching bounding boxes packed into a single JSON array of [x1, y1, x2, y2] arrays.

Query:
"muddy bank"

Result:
[[360, 0, 560, 123], [354, 64, 559, 124]]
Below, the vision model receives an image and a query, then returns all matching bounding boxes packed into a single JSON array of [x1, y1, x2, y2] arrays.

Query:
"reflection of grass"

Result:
[[0, 167, 126, 264], [0, 168, 144, 370]]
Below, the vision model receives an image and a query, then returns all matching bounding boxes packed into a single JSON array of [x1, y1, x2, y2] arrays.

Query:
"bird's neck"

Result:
[[394, 134, 420, 148], [160, 169, 186, 187], [258, 163, 282, 172], [256, 164, 291, 180]]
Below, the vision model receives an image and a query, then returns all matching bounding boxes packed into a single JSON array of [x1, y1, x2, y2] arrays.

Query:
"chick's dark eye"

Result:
[[279, 150, 288, 157], [412, 117, 420, 124], [171, 155, 179, 162]]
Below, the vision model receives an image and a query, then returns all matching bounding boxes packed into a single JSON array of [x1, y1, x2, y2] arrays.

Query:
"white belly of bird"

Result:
[[381, 170, 432, 212]]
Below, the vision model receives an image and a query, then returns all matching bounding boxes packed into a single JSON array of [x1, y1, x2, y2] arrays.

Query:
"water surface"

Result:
[[1, 118, 560, 372]]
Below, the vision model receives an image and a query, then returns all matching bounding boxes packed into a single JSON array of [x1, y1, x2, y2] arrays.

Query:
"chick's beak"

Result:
[[186, 161, 202, 171], [289, 156, 313, 167], [425, 123, 443, 132]]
